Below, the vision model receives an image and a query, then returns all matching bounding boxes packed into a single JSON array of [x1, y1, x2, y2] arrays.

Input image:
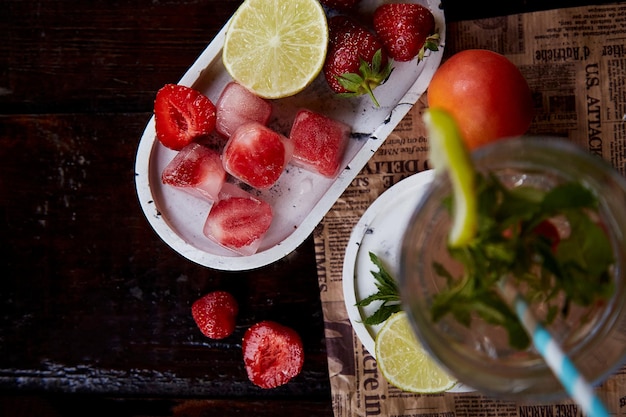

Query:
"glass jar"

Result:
[[399, 137, 626, 400]]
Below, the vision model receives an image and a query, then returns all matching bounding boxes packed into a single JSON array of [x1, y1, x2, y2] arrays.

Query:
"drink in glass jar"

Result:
[[400, 137, 626, 400]]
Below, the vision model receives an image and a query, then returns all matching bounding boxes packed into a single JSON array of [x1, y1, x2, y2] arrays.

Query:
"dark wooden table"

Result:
[[0, 0, 617, 415]]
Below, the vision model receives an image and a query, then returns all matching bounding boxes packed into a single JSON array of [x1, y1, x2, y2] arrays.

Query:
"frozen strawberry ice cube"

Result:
[[216, 82, 273, 137], [289, 109, 351, 178], [222, 122, 293, 189], [203, 184, 273, 256], [161, 142, 226, 201]]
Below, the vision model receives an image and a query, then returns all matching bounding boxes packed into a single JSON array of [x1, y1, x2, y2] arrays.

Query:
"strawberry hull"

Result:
[[323, 15, 391, 103], [222, 122, 294, 190], [161, 142, 226, 201], [290, 109, 351, 179]]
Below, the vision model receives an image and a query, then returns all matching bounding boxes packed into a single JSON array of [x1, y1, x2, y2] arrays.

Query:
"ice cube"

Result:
[[222, 122, 293, 190], [161, 142, 226, 201], [203, 183, 273, 256], [289, 109, 351, 179], [215, 82, 273, 137]]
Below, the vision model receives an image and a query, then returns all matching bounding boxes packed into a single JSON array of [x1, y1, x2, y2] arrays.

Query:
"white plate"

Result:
[[342, 170, 434, 356], [135, 0, 446, 271], [342, 170, 473, 392]]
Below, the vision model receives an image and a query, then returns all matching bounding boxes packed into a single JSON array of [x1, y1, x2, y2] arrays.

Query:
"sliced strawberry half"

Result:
[[191, 290, 239, 339], [154, 84, 217, 150], [161, 142, 226, 201], [203, 185, 273, 256], [242, 321, 304, 389]]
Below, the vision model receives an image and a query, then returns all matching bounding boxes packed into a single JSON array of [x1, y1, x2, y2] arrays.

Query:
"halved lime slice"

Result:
[[423, 108, 477, 247], [375, 311, 457, 393], [222, 0, 328, 99]]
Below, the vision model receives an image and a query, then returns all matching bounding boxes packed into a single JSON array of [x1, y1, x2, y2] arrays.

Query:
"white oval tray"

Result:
[[135, 0, 446, 271]]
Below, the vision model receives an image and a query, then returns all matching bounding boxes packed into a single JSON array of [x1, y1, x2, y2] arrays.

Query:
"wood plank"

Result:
[[1, 0, 240, 113], [0, 395, 335, 417], [0, 113, 330, 398]]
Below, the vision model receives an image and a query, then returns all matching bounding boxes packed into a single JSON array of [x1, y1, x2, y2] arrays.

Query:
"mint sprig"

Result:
[[433, 173, 615, 350], [356, 252, 401, 326]]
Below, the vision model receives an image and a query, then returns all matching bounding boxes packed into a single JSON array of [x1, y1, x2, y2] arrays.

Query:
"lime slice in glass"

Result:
[[423, 108, 477, 247]]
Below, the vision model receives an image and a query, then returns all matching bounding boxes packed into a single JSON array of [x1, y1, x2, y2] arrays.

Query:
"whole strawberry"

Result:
[[319, 0, 361, 11], [242, 321, 304, 389], [373, 3, 439, 62], [323, 15, 393, 107], [191, 290, 239, 339]]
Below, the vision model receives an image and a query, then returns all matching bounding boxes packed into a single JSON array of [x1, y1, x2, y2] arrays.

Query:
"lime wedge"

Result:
[[423, 108, 477, 247], [222, 0, 328, 99], [375, 311, 457, 393]]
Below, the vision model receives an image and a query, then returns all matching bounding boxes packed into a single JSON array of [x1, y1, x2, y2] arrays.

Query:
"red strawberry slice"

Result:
[[222, 122, 293, 189], [289, 109, 351, 178], [373, 3, 439, 62], [154, 84, 217, 150], [191, 290, 239, 339], [203, 185, 273, 256], [323, 15, 392, 107], [161, 142, 226, 201], [242, 321, 304, 389]]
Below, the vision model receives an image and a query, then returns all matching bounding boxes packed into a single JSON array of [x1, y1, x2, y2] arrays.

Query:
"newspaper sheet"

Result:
[[314, 2, 626, 416]]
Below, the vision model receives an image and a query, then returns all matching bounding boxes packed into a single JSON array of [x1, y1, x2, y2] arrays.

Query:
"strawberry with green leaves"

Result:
[[373, 3, 439, 62], [323, 15, 393, 107]]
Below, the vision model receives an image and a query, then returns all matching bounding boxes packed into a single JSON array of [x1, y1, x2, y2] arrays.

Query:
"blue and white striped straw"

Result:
[[498, 278, 610, 417]]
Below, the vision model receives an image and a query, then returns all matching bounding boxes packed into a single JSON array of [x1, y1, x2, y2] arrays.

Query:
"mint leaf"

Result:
[[356, 252, 401, 325], [362, 304, 402, 326], [541, 183, 597, 212], [555, 210, 614, 305], [432, 173, 614, 351]]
